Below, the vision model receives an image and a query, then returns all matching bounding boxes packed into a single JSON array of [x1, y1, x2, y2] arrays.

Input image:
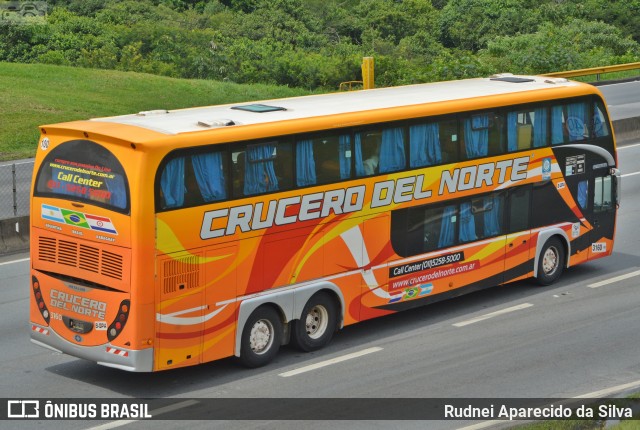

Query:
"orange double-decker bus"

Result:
[[30, 74, 620, 371]]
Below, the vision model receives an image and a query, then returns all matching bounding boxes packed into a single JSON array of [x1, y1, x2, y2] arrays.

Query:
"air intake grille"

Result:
[[37, 236, 123, 281], [163, 256, 200, 295]]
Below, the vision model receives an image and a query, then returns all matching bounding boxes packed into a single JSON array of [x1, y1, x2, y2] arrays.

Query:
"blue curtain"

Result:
[[577, 180, 588, 209], [379, 128, 406, 173], [244, 144, 278, 195], [593, 104, 608, 137], [567, 103, 587, 141], [296, 139, 317, 186], [551, 106, 564, 145], [507, 112, 518, 152], [459, 202, 477, 242], [339, 135, 351, 179], [192, 152, 226, 202], [533, 108, 548, 148], [410, 123, 442, 167], [354, 133, 365, 177], [438, 205, 456, 248], [464, 115, 489, 158], [160, 157, 185, 208], [105, 175, 127, 209], [483, 196, 501, 237]]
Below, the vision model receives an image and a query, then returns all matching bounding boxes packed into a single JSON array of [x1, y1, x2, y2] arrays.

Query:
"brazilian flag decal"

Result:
[[61, 209, 90, 229]]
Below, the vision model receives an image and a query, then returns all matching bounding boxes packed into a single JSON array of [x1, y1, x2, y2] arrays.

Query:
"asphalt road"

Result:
[[599, 79, 640, 120]]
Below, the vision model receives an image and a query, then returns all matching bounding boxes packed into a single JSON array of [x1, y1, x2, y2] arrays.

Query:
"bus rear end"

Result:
[[29, 129, 153, 371]]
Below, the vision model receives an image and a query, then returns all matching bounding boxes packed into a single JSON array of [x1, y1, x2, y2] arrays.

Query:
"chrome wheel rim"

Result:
[[249, 319, 274, 355], [305, 305, 329, 340], [542, 246, 559, 276]]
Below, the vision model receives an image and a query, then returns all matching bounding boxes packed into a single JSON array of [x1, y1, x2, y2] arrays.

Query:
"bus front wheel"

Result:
[[291, 292, 338, 352], [536, 237, 565, 286], [239, 306, 282, 368]]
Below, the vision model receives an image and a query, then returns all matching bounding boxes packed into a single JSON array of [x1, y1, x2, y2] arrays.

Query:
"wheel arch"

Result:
[[533, 228, 570, 278]]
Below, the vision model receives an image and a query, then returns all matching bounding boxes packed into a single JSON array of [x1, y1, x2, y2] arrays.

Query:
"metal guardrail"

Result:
[[543, 62, 640, 80], [0, 160, 34, 220]]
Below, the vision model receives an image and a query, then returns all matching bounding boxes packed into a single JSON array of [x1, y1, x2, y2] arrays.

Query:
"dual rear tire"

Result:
[[239, 292, 338, 368]]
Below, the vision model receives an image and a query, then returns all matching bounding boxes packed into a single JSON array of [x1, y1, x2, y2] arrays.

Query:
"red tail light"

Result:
[[107, 299, 130, 341], [32, 276, 50, 324]]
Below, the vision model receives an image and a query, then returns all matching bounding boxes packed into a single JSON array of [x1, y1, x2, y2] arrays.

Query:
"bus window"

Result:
[[409, 118, 456, 167], [35, 139, 129, 212], [592, 100, 610, 138], [508, 186, 531, 233], [461, 112, 504, 159], [232, 141, 292, 197], [506, 107, 548, 151], [159, 150, 228, 210], [355, 127, 406, 176], [296, 133, 351, 186], [460, 194, 504, 242], [552, 101, 590, 144], [594, 176, 613, 212]]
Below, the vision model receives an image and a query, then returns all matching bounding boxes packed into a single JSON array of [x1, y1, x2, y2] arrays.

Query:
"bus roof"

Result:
[[86, 75, 594, 137]]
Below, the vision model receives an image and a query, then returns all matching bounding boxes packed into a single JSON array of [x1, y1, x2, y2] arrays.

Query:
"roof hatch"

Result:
[[230, 104, 287, 113]]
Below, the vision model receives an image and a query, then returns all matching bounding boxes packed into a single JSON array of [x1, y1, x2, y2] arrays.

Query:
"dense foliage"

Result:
[[1, 0, 639, 89]]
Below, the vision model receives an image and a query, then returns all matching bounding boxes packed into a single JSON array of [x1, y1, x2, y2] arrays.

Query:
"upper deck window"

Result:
[[34, 140, 130, 213]]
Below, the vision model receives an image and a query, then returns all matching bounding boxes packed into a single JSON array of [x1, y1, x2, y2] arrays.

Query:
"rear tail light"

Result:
[[32, 276, 50, 324], [107, 299, 130, 341]]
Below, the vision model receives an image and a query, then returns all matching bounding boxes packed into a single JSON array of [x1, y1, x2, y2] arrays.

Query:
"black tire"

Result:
[[239, 306, 282, 368], [290, 292, 338, 352], [536, 237, 565, 286]]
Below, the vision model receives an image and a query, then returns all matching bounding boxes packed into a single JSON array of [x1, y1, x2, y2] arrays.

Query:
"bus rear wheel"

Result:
[[291, 292, 338, 352], [239, 306, 282, 368], [536, 237, 565, 286]]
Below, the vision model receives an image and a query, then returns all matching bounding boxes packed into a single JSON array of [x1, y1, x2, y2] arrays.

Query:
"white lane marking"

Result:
[[617, 142, 640, 150], [85, 400, 198, 430], [279, 347, 383, 378], [621, 171, 640, 178], [587, 269, 640, 288], [456, 379, 640, 430], [456, 420, 503, 430], [575, 378, 640, 398], [453, 303, 534, 328], [0, 257, 30, 266]]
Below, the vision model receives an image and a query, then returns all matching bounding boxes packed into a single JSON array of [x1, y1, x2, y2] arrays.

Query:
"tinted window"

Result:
[[508, 186, 531, 233], [231, 140, 292, 198], [159, 149, 229, 210], [35, 140, 129, 213]]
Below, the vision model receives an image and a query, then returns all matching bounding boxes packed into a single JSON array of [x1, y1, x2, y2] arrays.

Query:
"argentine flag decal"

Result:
[[41, 204, 65, 223]]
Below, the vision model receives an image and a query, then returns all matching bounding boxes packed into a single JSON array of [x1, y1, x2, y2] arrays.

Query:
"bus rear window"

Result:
[[35, 140, 130, 213]]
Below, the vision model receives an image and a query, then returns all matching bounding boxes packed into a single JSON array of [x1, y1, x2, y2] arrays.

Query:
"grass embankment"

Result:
[[0, 62, 312, 161]]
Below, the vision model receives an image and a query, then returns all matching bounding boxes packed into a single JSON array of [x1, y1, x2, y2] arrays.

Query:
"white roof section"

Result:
[[91, 75, 581, 135]]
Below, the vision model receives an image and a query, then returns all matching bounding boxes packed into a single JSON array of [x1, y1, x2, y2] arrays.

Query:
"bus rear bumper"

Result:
[[30, 323, 154, 372]]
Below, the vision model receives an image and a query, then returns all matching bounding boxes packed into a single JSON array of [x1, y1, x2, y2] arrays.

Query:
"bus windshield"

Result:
[[34, 139, 130, 213]]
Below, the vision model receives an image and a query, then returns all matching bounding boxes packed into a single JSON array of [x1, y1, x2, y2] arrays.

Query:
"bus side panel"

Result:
[[361, 236, 507, 313], [155, 252, 204, 371], [202, 244, 238, 364]]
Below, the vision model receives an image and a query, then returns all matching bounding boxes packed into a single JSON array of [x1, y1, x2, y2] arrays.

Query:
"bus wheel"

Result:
[[291, 292, 338, 352], [536, 237, 565, 286], [239, 306, 282, 368]]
